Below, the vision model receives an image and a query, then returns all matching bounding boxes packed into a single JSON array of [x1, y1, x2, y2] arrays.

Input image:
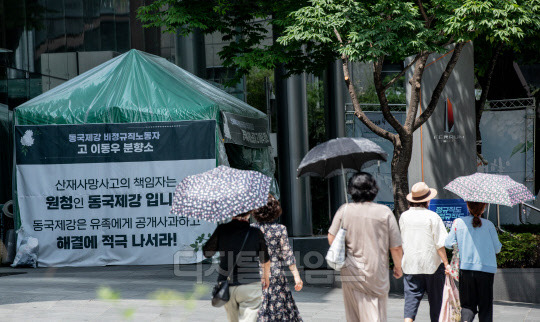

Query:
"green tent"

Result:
[[14, 49, 276, 226], [16, 49, 265, 124]]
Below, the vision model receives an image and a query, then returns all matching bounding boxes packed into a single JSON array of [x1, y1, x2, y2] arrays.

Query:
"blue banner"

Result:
[[429, 199, 469, 228]]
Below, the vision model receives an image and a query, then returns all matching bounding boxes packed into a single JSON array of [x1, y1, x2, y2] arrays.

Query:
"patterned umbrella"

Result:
[[170, 166, 272, 222], [444, 172, 534, 207]]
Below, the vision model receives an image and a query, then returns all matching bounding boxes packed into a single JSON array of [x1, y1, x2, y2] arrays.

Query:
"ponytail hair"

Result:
[[467, 201, 487, 228], [472, 216, 482, 228]]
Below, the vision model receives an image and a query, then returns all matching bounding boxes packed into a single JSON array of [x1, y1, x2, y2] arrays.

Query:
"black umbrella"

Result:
[[297, 137, 388, 179]]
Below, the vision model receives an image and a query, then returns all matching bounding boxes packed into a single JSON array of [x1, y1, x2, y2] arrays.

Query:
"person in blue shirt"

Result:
[[445, 201, 502, 322]]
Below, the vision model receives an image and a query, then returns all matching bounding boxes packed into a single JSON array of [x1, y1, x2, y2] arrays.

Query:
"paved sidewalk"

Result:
[[0, 265, 538, 321]]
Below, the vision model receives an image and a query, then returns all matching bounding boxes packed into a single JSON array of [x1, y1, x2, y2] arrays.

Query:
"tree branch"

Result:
[[404, 53, 430, 130], [333, 28, 395, 142], [477, 42, 503, 112], [413, 42, 466, 131], [333, 27, 344, 44], [383, 54, 422, 92], [373, 59, 408, 137], [442, 36, 455, 48], [416, 0, 430, 26]]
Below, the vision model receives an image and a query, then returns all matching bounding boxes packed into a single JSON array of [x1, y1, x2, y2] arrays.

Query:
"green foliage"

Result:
[[461, 0, 540, 95], [138, 0, 540, 215], [137, 0, 335, 85], [356, 77, 407, 104], [497, 232, 540, 268], [96, 286, 135, 319], [246, 68, 273, 114], [454, 1, 540, 93], [279, 0, 455, 64], [96, 285, 209, 319], [307, 81, 326, 148], [97, 286, 121, 301], [149, 285, 208, 310], [446, 0, 540, 45], [510, 141, 534, 158], [356, 87, 379, 104], [279, 0, 540, 82], [190, 233, 211, 252], [138, 0, 540, 92]]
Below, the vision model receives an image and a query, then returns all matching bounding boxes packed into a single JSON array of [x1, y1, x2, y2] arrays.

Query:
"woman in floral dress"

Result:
[[251, 194, 303, 322]]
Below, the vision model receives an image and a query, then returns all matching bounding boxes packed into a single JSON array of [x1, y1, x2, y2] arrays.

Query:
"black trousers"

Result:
[[459, 269, 495, 322], [404, 263, 445, 322]]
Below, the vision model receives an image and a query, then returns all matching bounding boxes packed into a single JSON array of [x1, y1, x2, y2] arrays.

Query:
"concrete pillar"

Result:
[[275, 65, 312, 236], [175, 29, 206, 78], [325, 60, 348, 215]]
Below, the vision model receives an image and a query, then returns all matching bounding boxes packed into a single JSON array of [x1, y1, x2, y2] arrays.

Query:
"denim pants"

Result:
[[403, 263, 445, 322]]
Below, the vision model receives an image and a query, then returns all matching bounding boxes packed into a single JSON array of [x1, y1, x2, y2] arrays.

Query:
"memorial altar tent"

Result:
[[13, 49, 274, 267]]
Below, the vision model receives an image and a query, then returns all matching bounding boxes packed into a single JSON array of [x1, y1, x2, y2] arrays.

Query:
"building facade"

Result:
[[0, 0, 245, 109]]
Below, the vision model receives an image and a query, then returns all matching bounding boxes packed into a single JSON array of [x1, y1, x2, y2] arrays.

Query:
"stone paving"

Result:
[[0, 265, 538, 321]]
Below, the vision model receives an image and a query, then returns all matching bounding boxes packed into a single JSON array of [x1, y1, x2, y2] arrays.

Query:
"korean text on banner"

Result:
[[428, 199, 469, 228], [15, 120, 217, 267]]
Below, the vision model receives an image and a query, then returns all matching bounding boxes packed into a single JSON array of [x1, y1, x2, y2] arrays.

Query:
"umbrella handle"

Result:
[[496, 204, 507, 233], [341, 163, 348, 204]]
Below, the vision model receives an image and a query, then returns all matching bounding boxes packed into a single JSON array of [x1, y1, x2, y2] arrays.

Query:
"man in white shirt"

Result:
[[399, 182, 450, 322]]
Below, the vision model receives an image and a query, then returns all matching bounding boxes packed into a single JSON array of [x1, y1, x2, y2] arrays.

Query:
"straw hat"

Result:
[[406, 182, 437, 203]]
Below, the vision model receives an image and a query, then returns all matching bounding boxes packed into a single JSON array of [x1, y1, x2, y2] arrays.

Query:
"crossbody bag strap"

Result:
[[227, 229, 251, 281]]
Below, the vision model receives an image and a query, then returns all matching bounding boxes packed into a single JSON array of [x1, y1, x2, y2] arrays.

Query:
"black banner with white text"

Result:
[[16, 120, 217, 267]]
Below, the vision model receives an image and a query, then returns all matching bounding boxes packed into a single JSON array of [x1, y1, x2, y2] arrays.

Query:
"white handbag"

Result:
[[326, 205, 347, 271]]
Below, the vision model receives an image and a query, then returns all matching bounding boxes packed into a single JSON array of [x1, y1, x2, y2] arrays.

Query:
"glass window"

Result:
[[7, 68, 29, 107], [83, 0, 102, 51], [45, 0, 67, 54], [0, 65, 7, 105], [115, 0, 130, 52], [65, 0, 85, 53], [100, 0, 116, 51]]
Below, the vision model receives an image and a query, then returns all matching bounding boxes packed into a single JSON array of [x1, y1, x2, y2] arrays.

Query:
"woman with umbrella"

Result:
[[251, 194, 304, 321], [328, 172, 403, 321], [445, 202, 502, 322], [171, 166, 274, 322], [443, 172, 532, 322], [203, 211, 271, 322]]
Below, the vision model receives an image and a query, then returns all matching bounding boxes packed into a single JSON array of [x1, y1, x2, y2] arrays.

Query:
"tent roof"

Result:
[[16, 49, 264, 125]]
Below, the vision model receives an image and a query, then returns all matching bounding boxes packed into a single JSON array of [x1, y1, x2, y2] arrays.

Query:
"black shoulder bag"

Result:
[[211, 229, 251, 307]]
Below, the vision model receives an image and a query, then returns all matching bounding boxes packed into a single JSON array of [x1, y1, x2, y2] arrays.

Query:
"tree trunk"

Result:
[[391, 134, 413, 217]]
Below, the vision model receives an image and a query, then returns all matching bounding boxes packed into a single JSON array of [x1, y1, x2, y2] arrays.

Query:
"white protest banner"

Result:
[[15, 120, 217, 267]]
